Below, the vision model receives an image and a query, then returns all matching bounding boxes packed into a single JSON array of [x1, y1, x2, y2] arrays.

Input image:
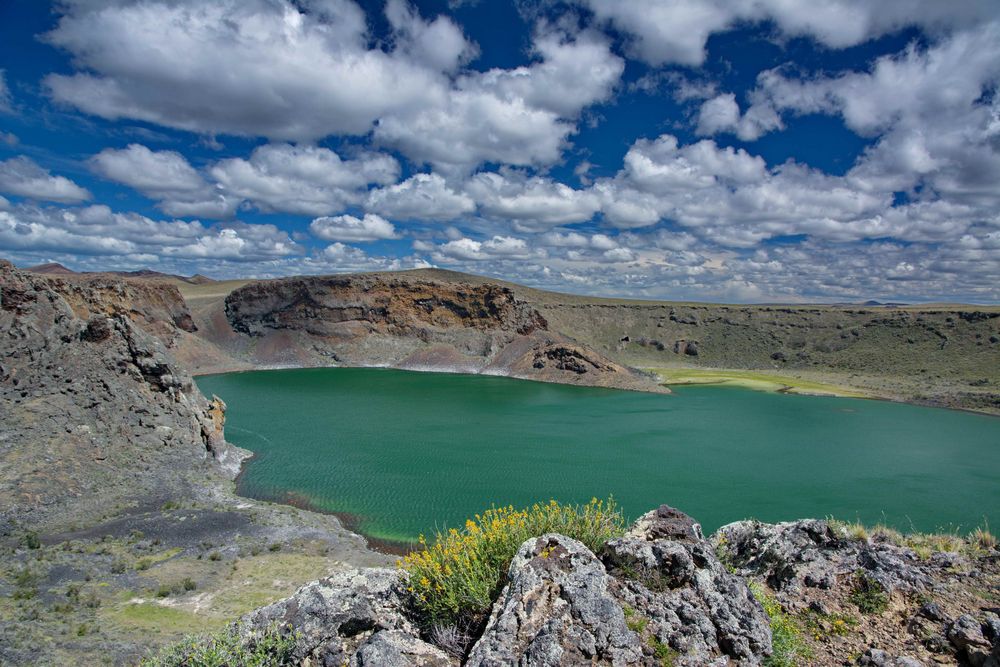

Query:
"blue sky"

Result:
[[1, 0, 998, 303]]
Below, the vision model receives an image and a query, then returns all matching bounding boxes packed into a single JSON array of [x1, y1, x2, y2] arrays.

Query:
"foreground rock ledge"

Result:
[[233, 505, 1000, 666], [236, 506, 773, 666]]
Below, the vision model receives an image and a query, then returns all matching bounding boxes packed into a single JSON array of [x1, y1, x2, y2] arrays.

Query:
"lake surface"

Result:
[[196, 367, 1000, 544]]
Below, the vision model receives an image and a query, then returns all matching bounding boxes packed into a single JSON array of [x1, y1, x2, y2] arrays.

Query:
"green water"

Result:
[[196, 367, 1000, 544]]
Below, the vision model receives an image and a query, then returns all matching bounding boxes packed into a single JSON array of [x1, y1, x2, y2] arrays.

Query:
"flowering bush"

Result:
[[398, 498, 625, 627]]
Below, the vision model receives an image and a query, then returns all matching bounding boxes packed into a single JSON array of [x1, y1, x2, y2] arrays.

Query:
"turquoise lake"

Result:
[[196, 367, 1000, 544]]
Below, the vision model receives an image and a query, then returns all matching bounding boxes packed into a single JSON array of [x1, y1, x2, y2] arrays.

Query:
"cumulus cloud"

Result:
[[0, 157, 92, 204], [372, 26, 623, 171], [44, 1, 622, 173], [750, 24, 1000, 211], [366, 173, 475, 221], [164, 226, 298, 260], [695, 93, 783, 141], [0, 201, 298, 261], [581, 0, 999, 65], [310, 213, 399, 242], [91, 143, 237, 218], [44, 0, 448, 141], [594, 133, 907, 242], [385, 0, 478, 72], [209, 143, 399, 217], [464, 170, 601, 231], [90, 142, 399, 218], [432, 235, 540, 261]]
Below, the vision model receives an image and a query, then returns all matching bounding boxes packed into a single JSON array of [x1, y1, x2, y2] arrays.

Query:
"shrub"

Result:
[[749, 581, 811, 667], [398, 498, 625, 627], [849, 571, 888, 614], [970, 526, 997, 552], [141, 624, 297, 667], [649, 637, 679, 666], [22, 531, 41, 550]]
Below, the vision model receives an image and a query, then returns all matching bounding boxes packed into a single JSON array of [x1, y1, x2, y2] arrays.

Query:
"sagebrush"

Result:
[[398, 497, 626, 627]]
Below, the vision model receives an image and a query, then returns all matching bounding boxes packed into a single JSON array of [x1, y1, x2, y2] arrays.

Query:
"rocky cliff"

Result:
[[228, 505, 1000, 666], [0, 260, 245, 531], [194, 273, 662, 392]]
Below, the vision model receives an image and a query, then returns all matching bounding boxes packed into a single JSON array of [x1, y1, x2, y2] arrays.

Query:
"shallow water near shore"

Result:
[[196, 367, 1000, 545]]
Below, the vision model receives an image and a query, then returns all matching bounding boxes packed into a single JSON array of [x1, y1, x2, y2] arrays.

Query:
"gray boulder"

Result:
[[713, 519, 940, 597], [351, 630, 454, 667], [239, 567, 434, 665], [857, 647, 925, 666], [465, 533, 643, 666], [603, 506, 772, 666], [948, 614, 994, 667]]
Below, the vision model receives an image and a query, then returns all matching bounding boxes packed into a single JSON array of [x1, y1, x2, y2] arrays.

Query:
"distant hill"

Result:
[[24, 262, 213, 285], [26, 262, 77, 275]]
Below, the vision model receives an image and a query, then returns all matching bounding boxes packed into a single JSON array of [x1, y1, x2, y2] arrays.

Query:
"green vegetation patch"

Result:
[[749, 581, 812, 667], [849, 571, 889, 614], [398, 497, 626, 628], [828, 518, 996, 559], [649, 367, 867, 397], [141, 624, 297, 667]]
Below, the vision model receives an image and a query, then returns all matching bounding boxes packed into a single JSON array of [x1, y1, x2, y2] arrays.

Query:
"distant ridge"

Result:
[[26, 262, 77, 275], [24, 262, 214, 285]]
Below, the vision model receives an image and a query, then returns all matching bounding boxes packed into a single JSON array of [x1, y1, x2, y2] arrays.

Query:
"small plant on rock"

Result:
[[749, 581, 812, 667], [849, 570, 888, 614], [141, 624, 298, 667]]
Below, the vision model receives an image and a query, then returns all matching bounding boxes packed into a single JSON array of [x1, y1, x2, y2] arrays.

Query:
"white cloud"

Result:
[[209, 143, 399, 217], [91, 143, 238, 218], [92, 143, 203, 193], [464, 170, 601, 231], [163, 226, 298, 260], [366, 173, 475, 221], [44, 1, 622, 173], [432, 234, 539, 261], [310, 213, 399, 242], [0, 157, 92, 204], [385, 0, 478, 72], [45, 0, 449, 141], [741, 23, 1000, 207], [696, 92, 783, 141], [581, 0, 999, 65], [373, 27, 623, 171], [0, 201, 299, 261]]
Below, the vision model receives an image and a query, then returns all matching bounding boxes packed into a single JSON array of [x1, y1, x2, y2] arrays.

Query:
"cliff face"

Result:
[[226, 276, 546, 339], [0, 261, 246, 531], [205, 274, 661, 392]]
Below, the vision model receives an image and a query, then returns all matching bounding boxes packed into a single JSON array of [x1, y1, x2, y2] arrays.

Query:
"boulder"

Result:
[[239, 568, 426, 666], [465, 534, 643, 666], [351, 630, 454, 667], [604, 507, 772, 666], [948, 614, 993, 666]]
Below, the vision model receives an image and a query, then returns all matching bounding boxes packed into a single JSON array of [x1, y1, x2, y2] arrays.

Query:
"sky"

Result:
[[0, 1, 998, 303]]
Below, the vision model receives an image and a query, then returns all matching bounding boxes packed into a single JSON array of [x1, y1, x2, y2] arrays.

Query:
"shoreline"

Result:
[[196, 360, 999, 417]]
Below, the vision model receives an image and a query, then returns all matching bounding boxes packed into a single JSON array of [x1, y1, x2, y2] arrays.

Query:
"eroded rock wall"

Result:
[[215, 274, 662, 392], [0, 261, 246, 531]]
